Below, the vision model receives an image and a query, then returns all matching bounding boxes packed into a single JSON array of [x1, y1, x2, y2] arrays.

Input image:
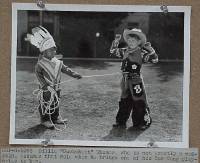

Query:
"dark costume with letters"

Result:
[[110, 28, 158, 129]]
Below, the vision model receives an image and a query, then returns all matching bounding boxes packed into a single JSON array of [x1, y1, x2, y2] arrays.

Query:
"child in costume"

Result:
[[110, 28, 158, 130], [26, 26, 82, 129]]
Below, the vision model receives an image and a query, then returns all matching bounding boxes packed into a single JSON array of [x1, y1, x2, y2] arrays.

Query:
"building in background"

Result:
[[17, 11, 184, 60]]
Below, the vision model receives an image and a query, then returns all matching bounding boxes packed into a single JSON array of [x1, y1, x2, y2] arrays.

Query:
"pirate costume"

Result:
[[25, 26, 82, 129], [110, 28, 158, 129]]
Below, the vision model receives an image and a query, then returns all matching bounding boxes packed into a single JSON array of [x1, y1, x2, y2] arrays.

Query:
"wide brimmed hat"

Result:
[[25, 26, 56, 52], [123, 28, 146, 47]]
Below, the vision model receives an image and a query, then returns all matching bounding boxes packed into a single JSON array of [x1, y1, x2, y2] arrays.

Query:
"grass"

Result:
[[15, 59, 183, 143]]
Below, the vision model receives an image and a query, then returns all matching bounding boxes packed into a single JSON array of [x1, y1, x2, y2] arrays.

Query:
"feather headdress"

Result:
[[25, 26, 56, 52]]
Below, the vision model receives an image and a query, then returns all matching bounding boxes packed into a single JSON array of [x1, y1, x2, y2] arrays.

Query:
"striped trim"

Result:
[[55, 60, 63, 80], [54, 60, 63, 89], [44, 76, 54, 86], [38, 61, 55, 82], [38, 57, 63, 88]]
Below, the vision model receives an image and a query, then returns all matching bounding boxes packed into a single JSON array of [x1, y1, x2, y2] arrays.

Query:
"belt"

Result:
[[122, 72, 140, 78]]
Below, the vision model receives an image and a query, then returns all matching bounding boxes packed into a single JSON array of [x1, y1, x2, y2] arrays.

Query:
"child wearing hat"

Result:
[[26, 26, 82, 129], [110, 28, 158, 130]]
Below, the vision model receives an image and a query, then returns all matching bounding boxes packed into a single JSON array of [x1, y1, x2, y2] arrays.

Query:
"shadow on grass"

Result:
[[101, 126, 144, 141], [148, 62, 183, 83], [15, 124, 49, 139]]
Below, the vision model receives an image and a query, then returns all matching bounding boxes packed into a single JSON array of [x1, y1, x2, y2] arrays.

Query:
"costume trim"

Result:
[[38, 57, 63, 87]]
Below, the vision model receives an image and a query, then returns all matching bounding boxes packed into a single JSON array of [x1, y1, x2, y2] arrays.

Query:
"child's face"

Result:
[[126, 36, 141, 49], [43, 47, 57, 60]]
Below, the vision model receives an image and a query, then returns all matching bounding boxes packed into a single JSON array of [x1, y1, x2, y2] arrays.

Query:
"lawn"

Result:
[[15, 59, 183, 143]]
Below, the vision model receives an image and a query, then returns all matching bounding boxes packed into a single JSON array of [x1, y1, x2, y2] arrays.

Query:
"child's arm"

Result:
[[142, 42, 158, 63], [110, 34, 125, 58], [61, 64, 82, 79]]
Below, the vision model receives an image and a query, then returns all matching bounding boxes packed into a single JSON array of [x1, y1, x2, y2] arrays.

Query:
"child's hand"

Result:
[[115, 34, 121, 41], [112, 34, 121, 47], [143, 42, 153, 52], [144, 42, 151, 46]]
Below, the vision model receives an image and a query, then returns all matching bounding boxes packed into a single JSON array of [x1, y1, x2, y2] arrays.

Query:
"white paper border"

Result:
[[10, 3, 191, 148]]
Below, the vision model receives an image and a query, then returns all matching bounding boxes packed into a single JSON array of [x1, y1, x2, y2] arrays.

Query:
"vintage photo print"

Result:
[[10, 3, 191, 147]]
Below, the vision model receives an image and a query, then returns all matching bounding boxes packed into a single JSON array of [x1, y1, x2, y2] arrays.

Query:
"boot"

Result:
[[132, 100, 146, 127], [54, 116, 68, 124], [113, 97, 133, 128], [41, 121, 54, 129], [132, 101, 152, 130], [51, 107, 67, 124], [139, 108, 152, 130]]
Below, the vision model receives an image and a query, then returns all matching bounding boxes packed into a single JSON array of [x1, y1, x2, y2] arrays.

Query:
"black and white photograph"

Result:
[[10, 3, 191, 147]]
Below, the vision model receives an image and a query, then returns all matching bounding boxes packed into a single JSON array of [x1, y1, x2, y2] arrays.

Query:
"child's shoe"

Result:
[[138, 124, 150, 130], [54, 117, 68, 124], [41, 121, 54, 129]]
